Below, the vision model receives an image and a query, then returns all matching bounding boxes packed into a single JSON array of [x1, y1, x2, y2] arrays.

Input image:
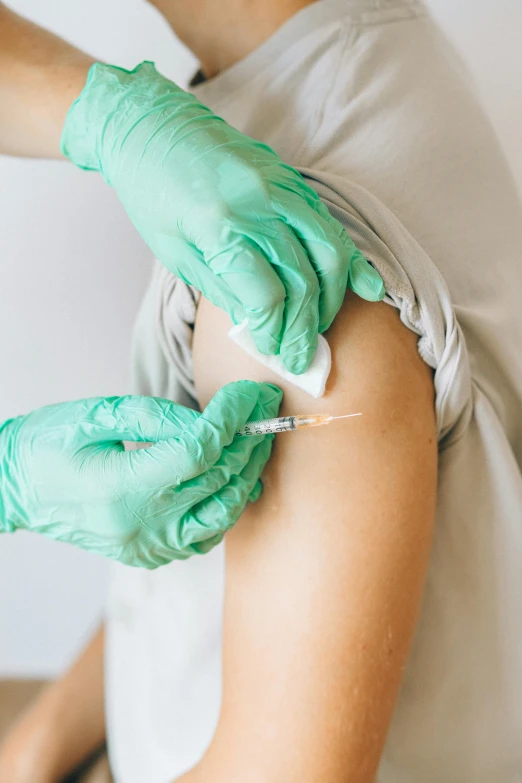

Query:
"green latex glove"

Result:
[[0, 381, 282, 568], [61, 61, 385, 375]]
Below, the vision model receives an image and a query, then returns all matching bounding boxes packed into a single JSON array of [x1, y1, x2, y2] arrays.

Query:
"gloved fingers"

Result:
[[199, 231, 287, 356], [244, 378, 283, 421], [167, 378, 281, 508], [259, 223, 320, 374], [183, 531, 225, 557], [275, 192, 385, 330], [126, 428, 275, 563], [106, 526, 192, 571], [347, 249, 386, 302], [123, 381, 281, 488], [170, 436, 274, 554], [155, 236, 246, 326], [186, 253, 247, 326], [248, 479, 263, 503], [84, 395, 198, 444], [277, 194, 350, 331], [309, 201, 385, 307], [168, 430, 269, 512]]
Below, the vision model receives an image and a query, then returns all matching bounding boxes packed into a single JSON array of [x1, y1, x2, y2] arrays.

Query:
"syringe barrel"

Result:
[[235, 416, 297, 437]]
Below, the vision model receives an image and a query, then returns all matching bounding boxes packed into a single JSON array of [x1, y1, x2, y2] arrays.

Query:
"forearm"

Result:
[[0, 3, 95, 157], [0, 626, 106, 782]]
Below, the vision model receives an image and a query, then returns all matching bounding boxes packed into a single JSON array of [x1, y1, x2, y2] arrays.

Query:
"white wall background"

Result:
[[0, 0, 521, 678]]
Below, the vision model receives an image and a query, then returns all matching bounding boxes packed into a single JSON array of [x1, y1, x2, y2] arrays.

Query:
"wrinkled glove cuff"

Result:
[[60, 61, 189, 180]]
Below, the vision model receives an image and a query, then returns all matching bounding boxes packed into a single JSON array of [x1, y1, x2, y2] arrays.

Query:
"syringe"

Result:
[[235, 413, 361, 437]]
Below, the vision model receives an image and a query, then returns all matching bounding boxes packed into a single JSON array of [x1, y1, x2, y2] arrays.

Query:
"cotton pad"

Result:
[[228, 320, 331, 398]]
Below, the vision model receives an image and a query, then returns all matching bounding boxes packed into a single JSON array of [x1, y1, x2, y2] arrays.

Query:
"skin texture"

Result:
[[178, 291, 438, 782], [0, 0, 315, 157], [0, 3, 94, 157]]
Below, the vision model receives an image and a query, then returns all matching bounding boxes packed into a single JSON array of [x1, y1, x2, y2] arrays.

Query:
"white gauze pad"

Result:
[[228, 320, 331, 399]]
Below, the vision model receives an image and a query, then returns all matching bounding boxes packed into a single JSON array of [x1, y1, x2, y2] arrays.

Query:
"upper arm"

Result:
[[191, 290, 437, 782]]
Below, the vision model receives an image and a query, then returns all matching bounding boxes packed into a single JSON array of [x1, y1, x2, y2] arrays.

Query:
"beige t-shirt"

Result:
[[106, 2, 522, 781]]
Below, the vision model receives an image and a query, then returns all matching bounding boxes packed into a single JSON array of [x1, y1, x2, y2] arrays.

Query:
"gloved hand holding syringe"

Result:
[[236, 412, 362, 437]]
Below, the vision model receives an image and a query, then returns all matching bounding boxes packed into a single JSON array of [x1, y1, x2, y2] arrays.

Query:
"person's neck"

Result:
[[150, 0, 318, 78]]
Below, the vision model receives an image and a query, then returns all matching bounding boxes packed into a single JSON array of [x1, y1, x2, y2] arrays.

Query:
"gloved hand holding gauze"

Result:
[[0, 382, 282, 568], [229, 320, 331, 398], [61, 61, 384, 376]]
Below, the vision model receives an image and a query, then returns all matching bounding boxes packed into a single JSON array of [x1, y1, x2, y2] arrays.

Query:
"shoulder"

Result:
[[193, 289, 435, 443]]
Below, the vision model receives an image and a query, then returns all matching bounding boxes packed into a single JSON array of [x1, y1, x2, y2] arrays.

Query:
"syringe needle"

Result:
[[331, 413, 362, 420]]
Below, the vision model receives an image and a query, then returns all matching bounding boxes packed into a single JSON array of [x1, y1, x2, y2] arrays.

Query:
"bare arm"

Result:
[[0, 3, 94, 157], [0, 626, 106, 782], [179, 290, 437, 782]]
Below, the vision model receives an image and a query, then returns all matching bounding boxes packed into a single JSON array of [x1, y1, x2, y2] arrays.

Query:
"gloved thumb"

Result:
[[199, 380, 283, 443], [124, 381, 282, 489], [85, 395, 198, 444]]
